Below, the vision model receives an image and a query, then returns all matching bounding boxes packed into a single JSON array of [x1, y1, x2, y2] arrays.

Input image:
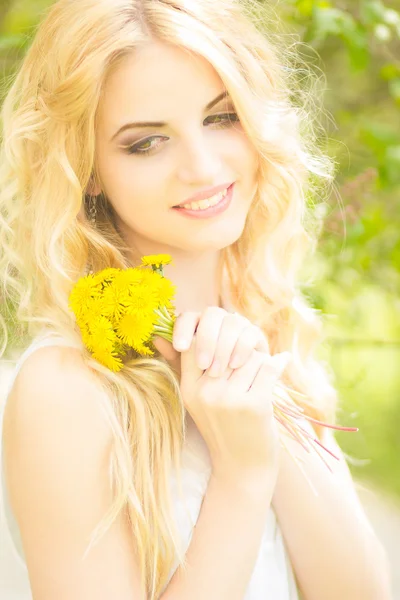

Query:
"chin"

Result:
[[190, 230, 245, 252]]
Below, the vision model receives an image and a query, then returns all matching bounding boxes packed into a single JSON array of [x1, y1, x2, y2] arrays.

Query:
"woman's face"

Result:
[[94, 40, 259, 255]]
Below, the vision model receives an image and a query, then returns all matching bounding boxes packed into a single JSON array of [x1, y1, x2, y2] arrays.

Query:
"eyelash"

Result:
[[126, 112, 240, 156]]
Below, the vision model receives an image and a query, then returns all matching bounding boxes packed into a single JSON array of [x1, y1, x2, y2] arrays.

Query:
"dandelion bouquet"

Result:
[[68, 254, 177, 372], [69, 254, 357, 473]]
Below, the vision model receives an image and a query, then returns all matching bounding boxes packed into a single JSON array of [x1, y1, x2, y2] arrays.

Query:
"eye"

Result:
[[125, 136, 167, 156], [204, 112, 240, 126]]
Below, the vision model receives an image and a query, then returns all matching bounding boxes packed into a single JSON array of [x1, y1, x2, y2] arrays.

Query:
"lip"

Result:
[[175, 182, 235, 207], [172, 183, 234, 219]]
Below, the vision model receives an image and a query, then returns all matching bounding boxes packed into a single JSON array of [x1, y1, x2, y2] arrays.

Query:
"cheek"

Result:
[[99, 152, 162, 212], [226, 130, 259, 176]]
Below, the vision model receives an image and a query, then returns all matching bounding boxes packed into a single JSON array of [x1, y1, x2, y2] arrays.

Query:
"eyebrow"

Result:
[[110, 90, 230, 142]]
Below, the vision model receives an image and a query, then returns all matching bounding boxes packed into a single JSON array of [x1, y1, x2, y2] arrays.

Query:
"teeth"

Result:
[[178, 187, 228, 210]]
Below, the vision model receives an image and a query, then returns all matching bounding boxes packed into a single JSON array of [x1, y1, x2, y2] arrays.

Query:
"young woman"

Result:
[[0, 0, 391, 599]]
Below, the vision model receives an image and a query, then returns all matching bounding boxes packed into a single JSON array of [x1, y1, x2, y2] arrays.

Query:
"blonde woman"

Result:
[[0, 0, 391, 599]]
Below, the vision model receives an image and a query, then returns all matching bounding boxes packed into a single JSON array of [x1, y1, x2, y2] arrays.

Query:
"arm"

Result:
[[271, 422, 392, 600], [161, 472, 276, 600], [3, 345, 276, 600]]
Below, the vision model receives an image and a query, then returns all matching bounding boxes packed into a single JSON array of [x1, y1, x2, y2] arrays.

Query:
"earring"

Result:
[[88, 194, 98, 226]]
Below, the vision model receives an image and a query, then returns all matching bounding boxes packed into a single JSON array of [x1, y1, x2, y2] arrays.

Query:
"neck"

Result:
[[124, 236, 224, 314], [163, 251, 223, 315]]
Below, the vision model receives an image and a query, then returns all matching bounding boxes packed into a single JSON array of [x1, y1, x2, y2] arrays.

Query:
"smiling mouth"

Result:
[[173, 186, 230, 211]]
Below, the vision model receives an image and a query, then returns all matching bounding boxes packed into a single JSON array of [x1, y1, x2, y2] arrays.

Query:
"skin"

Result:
[[92, 40, 259, 320]]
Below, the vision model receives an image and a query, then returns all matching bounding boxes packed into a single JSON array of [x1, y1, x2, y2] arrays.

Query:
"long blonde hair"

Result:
[[0, 0, 339, 596]]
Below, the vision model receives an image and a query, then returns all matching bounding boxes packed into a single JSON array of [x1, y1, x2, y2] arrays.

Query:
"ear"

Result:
[[86, 177, 102, 196]]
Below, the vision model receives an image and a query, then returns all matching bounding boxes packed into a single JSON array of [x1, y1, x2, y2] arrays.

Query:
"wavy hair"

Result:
[[0, 0, 339, 596]]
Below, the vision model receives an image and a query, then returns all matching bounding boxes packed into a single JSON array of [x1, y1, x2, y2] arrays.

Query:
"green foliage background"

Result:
[[1, 0, 399, 497]]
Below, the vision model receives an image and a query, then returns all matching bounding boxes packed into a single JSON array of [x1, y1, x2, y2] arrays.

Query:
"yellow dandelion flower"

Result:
[[89, 316, 118, 352], [80, 323, 96, 352], [137, 269, 175, 308], [154, 277, 177, 309], [118, 268, 146, 288], [72, 259, 179, 364], [101, 277, 131, 322], [141, 254, 173, 268], [116, 311, 154, 348], [80, 297, 107, 327], [139, 268, 161, 284], [93, 268, 120, 287], [113, 338, 127, 355], [69, 274, 101, 320], [141, 273, 163, 297], [92, 347, 124, 372], [133, 341, 155, 357], [125, 281, 160, 314]]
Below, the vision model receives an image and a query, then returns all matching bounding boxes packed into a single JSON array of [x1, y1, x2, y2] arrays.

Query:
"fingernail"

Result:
[[198, 352, 211, 370], [174, 338, 189, 351], [229, 356, 242, 369]]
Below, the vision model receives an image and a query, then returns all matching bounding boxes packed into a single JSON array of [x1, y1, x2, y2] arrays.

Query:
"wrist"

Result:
[[210, 466, 277, 500]]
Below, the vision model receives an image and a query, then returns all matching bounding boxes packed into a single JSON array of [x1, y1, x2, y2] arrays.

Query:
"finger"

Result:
[[227, 350, 290, 392], [202, 361, 235, 381], [207, 313, 249, 377], [172, 311, 201, 352], [226, 349, 267, 393], [229, 324, 270, 369], [246, 352, 291, 397], [194, 307, 227, 370]]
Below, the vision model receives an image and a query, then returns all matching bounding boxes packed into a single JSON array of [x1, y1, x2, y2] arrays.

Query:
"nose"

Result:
[[177, 130, 222, 186]]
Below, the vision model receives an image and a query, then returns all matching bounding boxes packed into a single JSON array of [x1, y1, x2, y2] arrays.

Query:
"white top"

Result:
[[0, 333, 301, 599]]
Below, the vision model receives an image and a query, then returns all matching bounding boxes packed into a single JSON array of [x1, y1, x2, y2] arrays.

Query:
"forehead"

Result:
[[98, 41, 225, 125]]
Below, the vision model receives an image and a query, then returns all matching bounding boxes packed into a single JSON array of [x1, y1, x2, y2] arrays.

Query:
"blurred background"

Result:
[[0, 0, 399, 596]]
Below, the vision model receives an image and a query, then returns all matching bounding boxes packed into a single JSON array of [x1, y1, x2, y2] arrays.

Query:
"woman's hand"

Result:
[[154, 307, 275, 376], [153, 307, 291, 483]]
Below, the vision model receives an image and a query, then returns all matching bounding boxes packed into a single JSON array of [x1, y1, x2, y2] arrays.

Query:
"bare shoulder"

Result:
[[6, 343, 105, 406], [3, 343, 114, 508], [2, 345, 145, 599], [3, 344, 115, 510], [4, 344, 112, 453]]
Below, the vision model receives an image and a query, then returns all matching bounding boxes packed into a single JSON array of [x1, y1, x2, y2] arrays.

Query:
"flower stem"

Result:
[[154, 325, 173, 335], [160, 304, 174, 322], [303, 415, 359, 432], [158, 332, 173, 343], [154, 308, 174, 331]]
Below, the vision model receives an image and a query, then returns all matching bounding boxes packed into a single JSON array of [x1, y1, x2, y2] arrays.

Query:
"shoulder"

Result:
[[3, 344, 114, 506], [4, 343, 111, 437], [11, 342, 98, 396]]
